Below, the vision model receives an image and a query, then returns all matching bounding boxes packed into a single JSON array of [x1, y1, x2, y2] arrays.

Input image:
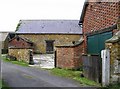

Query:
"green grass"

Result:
[[1, 56, 29, 67], [0, 79, 2, 88], [101, 83, 120, 89], [0, 79, 10, 89], [50, 68, 101, 86]]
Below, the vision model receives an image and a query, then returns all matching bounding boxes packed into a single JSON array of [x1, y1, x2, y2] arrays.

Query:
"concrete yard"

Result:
[[31, 54, 55, 69]]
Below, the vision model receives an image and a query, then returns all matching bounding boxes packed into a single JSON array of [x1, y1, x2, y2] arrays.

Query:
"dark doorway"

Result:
[[46, 40, 54, 54]]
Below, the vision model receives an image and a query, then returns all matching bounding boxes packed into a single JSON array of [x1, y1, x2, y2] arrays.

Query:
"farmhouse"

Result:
[[16, 20, 82, 54]]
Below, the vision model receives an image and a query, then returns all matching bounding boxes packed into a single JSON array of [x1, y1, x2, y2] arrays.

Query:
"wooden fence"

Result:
[[82, 54, 102, 83]]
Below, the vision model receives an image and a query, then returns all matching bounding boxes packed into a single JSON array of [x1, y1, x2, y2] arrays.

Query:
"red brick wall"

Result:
[[83, 2, 119, 33], [9, 37, 32, 48], [82, 2, 119, 53], [56, 43, 84, 69]]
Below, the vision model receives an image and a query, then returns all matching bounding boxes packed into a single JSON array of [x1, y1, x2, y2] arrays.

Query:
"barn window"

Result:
[[17, 37, 20, 41], [72, 41, 75, 44], [30, 43, 33, 46], [46, 40, 54, 54]]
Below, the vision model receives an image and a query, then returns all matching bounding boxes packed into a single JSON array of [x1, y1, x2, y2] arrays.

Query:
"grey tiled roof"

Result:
[[16, 20, 82, 34]]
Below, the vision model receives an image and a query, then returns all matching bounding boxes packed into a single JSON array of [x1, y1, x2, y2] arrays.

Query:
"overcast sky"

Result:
[[0, 0, 85, 32]]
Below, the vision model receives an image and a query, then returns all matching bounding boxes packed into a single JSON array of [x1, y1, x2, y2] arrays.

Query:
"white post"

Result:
[[101, 49, 110, 86]]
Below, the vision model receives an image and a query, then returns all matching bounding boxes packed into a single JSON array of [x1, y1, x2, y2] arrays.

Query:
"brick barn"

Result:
[[79, 0, 119, 54], [8, 36, 34, 63], [16, 20, 82, 54], [79, 0, 120, 83]]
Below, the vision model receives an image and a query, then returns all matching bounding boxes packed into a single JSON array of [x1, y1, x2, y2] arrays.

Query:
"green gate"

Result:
[[87, 32, 112, 55]]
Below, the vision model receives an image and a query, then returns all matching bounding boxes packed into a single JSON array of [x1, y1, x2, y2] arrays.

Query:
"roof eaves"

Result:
[[9, 35, 33, 44], [16, 33, 82, 35], [79, 0, 89, 24], [17, 36, 33, 44]]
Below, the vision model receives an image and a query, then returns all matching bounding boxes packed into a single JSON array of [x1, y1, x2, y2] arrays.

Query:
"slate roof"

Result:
[[16, 20, 82, 34], [9, 35, 33, 44]]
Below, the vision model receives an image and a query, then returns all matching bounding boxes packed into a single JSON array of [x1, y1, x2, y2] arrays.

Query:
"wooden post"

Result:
[[54, 51, 57, 68]]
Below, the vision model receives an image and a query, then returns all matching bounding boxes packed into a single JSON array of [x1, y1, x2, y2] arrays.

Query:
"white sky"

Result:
[[0, 0, 85, 32]]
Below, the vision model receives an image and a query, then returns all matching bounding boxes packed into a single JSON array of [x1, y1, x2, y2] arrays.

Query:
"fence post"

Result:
[[54, 51, 57, 68], [101, 49, 110, 86]]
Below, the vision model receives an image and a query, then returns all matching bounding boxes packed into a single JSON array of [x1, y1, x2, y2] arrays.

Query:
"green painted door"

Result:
[[87, 32, 112, 55]]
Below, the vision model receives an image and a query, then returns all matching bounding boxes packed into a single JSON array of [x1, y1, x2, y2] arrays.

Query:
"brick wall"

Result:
[[83, 2, 119, 33], [56, 42, 84, 69], [82, 2, 119, 53], [9, 37, 32, 48], [8, 48, 32, 63], [19, 34, 81, 53]]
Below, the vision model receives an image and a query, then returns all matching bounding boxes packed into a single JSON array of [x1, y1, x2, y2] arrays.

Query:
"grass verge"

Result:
[[101, 83, 120, 89], [50, 68, 101, 87], [0, 79, 10, 89], [1, 55, 29, 67], [0, 79, 2, 88]]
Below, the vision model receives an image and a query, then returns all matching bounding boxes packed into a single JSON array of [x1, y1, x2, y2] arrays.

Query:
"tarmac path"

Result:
[[1, 58, 99, 89], [2, 60, 81, 88]]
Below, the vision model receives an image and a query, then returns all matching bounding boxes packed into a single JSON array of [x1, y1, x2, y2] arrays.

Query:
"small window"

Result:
[[30, 43, 33, 46], [17, 37, 20, 41], [72, 41, 75, 44]]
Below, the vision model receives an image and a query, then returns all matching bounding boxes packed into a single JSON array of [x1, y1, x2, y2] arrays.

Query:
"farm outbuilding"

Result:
[[79, 0, 120, 84], [8, 36, 34, 63], [16, 20, 82, 54], [79, 1, 119, 54]]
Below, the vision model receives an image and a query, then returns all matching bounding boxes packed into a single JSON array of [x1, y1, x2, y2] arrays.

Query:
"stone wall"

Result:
[[8, 48, 32, 63], [118, 17, 120, 30], [56, 41, 84, 69], [105, 31, 120, 83], [18, 34, 81, 53]]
